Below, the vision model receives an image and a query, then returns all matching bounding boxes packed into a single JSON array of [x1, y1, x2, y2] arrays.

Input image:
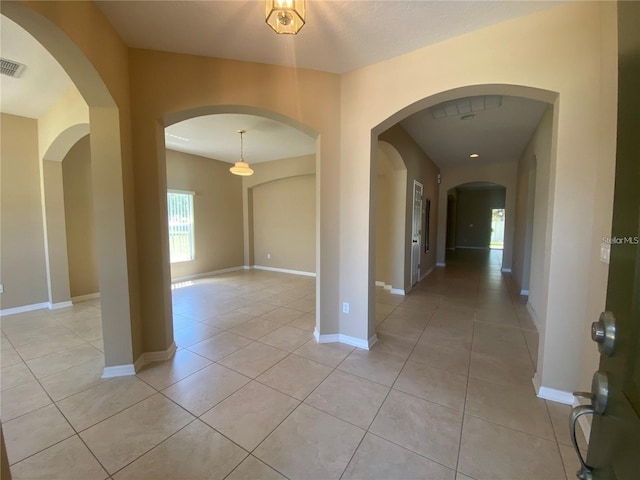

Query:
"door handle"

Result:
[[570, 405, 594, 480], [569, 371, 609, 480]]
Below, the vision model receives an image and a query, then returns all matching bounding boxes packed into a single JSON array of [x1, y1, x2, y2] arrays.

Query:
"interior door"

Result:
[[411, 180, 423, 286], [584, 3, 640, 478]]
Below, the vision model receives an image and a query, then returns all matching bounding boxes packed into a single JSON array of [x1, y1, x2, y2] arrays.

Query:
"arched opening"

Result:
[[444, 181, 507, 267], [2, 3, 139, 373], [40, 125, 93, 308], [368, 85, 556, 382], [150, 106, 320, 359]]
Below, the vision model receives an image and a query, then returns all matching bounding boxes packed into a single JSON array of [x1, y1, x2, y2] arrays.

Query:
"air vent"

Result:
[[1, 58, 26, 78], [431, 95, 502, 120]]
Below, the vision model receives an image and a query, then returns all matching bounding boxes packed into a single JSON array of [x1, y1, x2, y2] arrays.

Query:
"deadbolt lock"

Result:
[[591, 311, 616, 356]]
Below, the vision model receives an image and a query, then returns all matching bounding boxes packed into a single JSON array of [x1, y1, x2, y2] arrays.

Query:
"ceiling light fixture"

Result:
[[469, 153, 480, 158], [266, 0, 305, 35], [229, 130, 254, 176], [460, 114, 475, 121]]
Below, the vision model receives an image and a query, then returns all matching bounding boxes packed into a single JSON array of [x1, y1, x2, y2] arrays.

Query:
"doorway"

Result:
[[490, 208, 505, 250], [411, 180, 423, 286]]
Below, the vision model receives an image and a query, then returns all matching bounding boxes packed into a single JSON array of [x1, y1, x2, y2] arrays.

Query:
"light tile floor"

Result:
[[1, 251, 588, 479]]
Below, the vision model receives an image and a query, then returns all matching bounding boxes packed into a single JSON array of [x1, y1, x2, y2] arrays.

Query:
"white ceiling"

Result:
[[1, 1, 559, 168], [165, 114, 315, 164], [401, 95, 547, 170], [96, 0, 562, 75], [0, 15, 73, 119]]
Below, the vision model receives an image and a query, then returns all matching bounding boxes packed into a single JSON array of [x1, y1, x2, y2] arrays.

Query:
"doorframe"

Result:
[[411, 180, 424, 286]]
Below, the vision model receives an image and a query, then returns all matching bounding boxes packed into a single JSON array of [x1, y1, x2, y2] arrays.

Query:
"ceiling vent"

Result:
[[1, 58, 26, 78], [431, 95, 502, 120]]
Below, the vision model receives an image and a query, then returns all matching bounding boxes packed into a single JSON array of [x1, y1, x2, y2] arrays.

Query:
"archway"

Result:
[[368, 84, 557, 387], [156, 106, 320, 352], [3, 3, 140, 374], [442, 181, 511, 270], [41, 124, 91, 308]]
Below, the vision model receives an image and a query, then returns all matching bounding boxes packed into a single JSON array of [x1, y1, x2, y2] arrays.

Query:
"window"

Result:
[[167, 190, 195, 263]]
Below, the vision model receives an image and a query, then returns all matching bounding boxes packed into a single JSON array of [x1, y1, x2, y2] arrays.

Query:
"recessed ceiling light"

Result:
[[469, 153, 480, 158], [460, 114, 475, 120]]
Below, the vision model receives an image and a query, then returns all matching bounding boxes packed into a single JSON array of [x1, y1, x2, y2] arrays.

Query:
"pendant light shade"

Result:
[[266, 0, 305, 35], [230, 129, 254, 176]]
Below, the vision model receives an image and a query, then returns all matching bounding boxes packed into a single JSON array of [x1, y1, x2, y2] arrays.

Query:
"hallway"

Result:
[[1, 254, 585, 479]]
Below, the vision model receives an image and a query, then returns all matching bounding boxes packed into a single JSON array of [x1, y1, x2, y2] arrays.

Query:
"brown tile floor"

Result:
[[1, 251, 587, 479]]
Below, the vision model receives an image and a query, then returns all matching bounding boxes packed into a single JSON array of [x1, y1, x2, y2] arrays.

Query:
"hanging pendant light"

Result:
[[266, 0, 305, 35], [229, 129, 254, 176]]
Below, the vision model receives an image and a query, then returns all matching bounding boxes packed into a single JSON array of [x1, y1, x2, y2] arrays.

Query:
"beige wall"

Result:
[[513, 107, 557, 300], [343, 1, 617, 391], [0, 114, 49, 309], [578, 3, 618, 393], [378, 125, 439, 293], [252, 175, 315, 273], [42, 160, 71, 305], [38, 87, 89, 161], [165, 149, 244, 280], [62, 135, 99, 298], [242, 155, 316, 267], [375, 143, 407, 291], [375, 156, 391, 285]]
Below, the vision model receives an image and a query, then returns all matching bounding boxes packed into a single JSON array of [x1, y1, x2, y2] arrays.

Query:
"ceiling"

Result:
[[96, 0, 561, 75], [1, 1, 558, 169], [401, 95, 547, 170], [165, 114, 315, 164], [0, 15, 73, 119]]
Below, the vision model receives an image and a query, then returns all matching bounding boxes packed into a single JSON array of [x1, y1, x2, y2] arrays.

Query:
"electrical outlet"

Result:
[[267, 253, 271, 259], [342, 302, 349, 314], [0, 283, 4, 293]]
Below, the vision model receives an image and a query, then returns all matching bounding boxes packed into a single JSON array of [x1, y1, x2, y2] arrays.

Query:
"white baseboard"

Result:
[[573, 397, 592, 444], [314, 329, 378, 350], [501, 268, 512, 273], [102, 364, 136, 378], [252, 265, 316, 277], [520, 289, 529, 296], [49, 301, 73, 310], [102, 342, 177, 379], [135, 342, 177, 371], [0, 302, 49, 316], [172, 266, 245, 283], [243, 265, 251, 270], [436, 262, 446, 267], [72, 292, 101, 302], [375, 281, 405, 295], [535, 384, 575, 405]]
